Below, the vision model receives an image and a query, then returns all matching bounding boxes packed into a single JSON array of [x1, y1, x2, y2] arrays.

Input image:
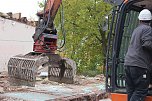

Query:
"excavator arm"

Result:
[[33, 0, 62, 53], [7, 0, 76, 86]]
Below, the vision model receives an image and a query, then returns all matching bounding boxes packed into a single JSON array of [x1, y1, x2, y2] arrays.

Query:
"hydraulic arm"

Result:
[[33, 0, 62, 53], [7, 0, 76, 86]]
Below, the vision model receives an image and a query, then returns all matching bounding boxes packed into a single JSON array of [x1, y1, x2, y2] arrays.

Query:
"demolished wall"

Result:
[[0, 12, 37, 26], [0, 13, 35, 72]]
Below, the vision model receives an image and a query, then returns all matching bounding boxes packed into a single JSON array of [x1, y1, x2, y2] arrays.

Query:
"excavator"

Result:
[[8, 0, 152, 100], [7, 0, 76, 86], [104, 0, 152, 101]]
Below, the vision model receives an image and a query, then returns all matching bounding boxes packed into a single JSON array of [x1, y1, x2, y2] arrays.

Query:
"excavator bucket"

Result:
[[48, 55, 76, 84], [8, 53, 76, 86], [8, 57, 37, 86], [8, 53, 48, 86]]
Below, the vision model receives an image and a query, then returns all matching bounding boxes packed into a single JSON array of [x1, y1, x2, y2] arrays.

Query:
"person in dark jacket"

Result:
[[124, 9, 152, 101]]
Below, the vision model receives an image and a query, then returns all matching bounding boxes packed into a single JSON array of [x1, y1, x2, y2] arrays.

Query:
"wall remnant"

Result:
[[0, 12, 37, 26]]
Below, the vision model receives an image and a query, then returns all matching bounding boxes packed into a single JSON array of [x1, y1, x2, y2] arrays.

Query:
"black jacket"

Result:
[[124, 23, 152, 69]]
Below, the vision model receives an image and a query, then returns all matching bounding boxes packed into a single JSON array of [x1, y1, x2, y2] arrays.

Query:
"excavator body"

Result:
[[105, 0, 152, 100]]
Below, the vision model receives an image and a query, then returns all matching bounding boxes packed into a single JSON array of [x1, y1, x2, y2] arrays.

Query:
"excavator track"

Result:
[[8, 52, 76, 86]]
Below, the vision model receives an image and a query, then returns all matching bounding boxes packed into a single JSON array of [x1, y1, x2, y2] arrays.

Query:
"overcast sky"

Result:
[[0, 0, 44, 20]]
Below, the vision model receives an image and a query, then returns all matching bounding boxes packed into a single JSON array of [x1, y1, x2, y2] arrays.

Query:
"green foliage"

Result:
[[38, 0, 45, 8], [39, 0, 111, 76]]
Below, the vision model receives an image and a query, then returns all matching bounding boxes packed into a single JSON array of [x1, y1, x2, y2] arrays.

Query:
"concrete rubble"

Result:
[[0, 71, 108, 101]]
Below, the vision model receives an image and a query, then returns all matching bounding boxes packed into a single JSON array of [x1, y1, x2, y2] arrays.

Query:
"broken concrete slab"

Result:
[[0, 83, 107, 101]]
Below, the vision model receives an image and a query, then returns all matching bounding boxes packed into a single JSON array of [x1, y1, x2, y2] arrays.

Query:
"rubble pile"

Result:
[[0, 71, 105, 92], [0, 71, 107, 101]]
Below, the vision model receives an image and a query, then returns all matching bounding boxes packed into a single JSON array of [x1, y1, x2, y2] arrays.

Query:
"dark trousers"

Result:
[[125, 66, 150, 101]]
